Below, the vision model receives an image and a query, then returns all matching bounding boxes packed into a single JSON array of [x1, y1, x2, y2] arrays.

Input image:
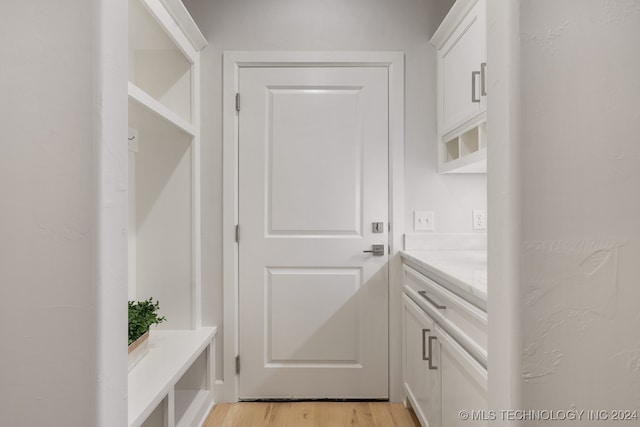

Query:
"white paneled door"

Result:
[[238, 66, 389, 399]]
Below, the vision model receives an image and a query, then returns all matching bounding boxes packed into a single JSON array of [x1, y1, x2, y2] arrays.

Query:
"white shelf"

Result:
[[129, 0, 203, 123], [129, 82, 196, 137], [439, 122, 487, 173], [128, 327, 216, 427], [174, 390, 211, 427]]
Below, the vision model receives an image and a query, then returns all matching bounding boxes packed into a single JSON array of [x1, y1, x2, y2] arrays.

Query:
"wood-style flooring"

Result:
[[203, 401, 421, 427]]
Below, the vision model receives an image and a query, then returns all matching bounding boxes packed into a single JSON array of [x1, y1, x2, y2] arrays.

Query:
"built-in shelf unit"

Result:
[[127, 0, 213, 425]]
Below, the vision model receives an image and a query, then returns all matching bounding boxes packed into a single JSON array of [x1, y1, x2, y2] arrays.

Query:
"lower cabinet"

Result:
[[403, 295, 440, 427], [436, 323, 488, 426], [403, 295, 487, 427]]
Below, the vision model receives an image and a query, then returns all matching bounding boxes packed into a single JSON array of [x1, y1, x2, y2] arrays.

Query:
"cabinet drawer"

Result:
[[403, 264, 487, 367]]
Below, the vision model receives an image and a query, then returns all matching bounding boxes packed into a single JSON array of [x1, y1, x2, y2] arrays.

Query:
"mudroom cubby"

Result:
[[127, 0, 212, 426]]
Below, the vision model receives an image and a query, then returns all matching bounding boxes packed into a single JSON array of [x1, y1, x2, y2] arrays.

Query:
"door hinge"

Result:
[[235, 93, 240, 112], [235, 224, 240, 243], [235, 355, 240, 374]]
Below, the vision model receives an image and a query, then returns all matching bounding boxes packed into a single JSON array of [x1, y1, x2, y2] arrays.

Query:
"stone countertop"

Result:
[[400, 250, 487, 310]]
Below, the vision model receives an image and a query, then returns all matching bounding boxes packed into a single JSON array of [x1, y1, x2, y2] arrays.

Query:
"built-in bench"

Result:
[[128, 327, 216, 427]]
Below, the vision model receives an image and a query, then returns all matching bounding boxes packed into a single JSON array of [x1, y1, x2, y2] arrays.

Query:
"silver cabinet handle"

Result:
[[422, 328, 430, 361], [418, 290, 446, 310], [481, 62, 487, 96], [471, 71, 481, 103], [428, 336, 438, 370]]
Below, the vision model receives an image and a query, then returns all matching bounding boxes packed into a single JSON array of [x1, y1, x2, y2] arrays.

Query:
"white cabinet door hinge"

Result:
[[235, 93, 240, 112]]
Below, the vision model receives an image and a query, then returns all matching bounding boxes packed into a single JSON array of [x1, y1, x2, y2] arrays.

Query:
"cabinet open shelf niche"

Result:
[[127, 0, 213, 426], [129, 82, 196, 137], [440, 122, 486, 173], [129, 0, 196, 124]]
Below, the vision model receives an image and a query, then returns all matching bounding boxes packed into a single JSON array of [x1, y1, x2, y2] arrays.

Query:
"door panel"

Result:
[[268, 88, 362, 236], [267, 268, 361, 364], [239, 66, 389, 399]]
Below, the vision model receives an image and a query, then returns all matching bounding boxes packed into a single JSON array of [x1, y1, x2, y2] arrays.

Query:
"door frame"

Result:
[[222, 51, 405, 402]]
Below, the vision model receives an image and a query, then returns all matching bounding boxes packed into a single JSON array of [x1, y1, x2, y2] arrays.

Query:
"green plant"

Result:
[[128, 298, 166, 345]]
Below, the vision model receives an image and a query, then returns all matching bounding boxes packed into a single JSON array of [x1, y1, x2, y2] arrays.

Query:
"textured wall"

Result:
[[0, 0, 128, 425], [0, 1, 98, 425], [519, 0, 640, 417]]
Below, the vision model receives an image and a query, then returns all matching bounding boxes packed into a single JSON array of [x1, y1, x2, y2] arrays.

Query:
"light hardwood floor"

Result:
[[203, 401, 421, 427]]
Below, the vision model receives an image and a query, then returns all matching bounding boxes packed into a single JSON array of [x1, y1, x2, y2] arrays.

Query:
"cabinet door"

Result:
[[434, 324, 488, 427], [402, 295, 440, 427], [438, 0, 486, 135]]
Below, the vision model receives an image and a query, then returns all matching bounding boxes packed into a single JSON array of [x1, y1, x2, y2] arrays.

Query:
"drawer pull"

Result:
[[422, 328, 430, 361], [418, 291, 446, 310], [428, 336, 438, 370], [481, 62, 487, 96], [471, 71, 481, 103]]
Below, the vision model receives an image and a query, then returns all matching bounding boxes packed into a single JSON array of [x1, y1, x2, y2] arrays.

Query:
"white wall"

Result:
[[136, 131, 193, 329], [520, 0, 640, 413], [490, 0, 640, 420], [486, 0, 523, 418], [95, 0, 129, 425], [182, 0, 486, 388], [0, 1, 97, 424], [0, 1, 128, 425]]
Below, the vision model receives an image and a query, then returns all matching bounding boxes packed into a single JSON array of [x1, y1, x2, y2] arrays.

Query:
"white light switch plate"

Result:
[[414, 211, 435, 231]]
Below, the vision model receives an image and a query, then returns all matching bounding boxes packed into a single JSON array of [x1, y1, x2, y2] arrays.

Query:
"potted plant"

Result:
[[128, 297, 166, 371]]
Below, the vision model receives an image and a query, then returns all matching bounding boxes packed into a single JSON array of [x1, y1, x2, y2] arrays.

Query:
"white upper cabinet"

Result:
[[432, 0, 486, 135], [431, 0, 487, 173]]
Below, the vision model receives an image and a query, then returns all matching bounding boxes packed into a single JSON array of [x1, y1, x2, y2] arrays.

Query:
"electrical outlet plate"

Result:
[[414, 211, 435, 231], [472, 209, 487, 230]]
